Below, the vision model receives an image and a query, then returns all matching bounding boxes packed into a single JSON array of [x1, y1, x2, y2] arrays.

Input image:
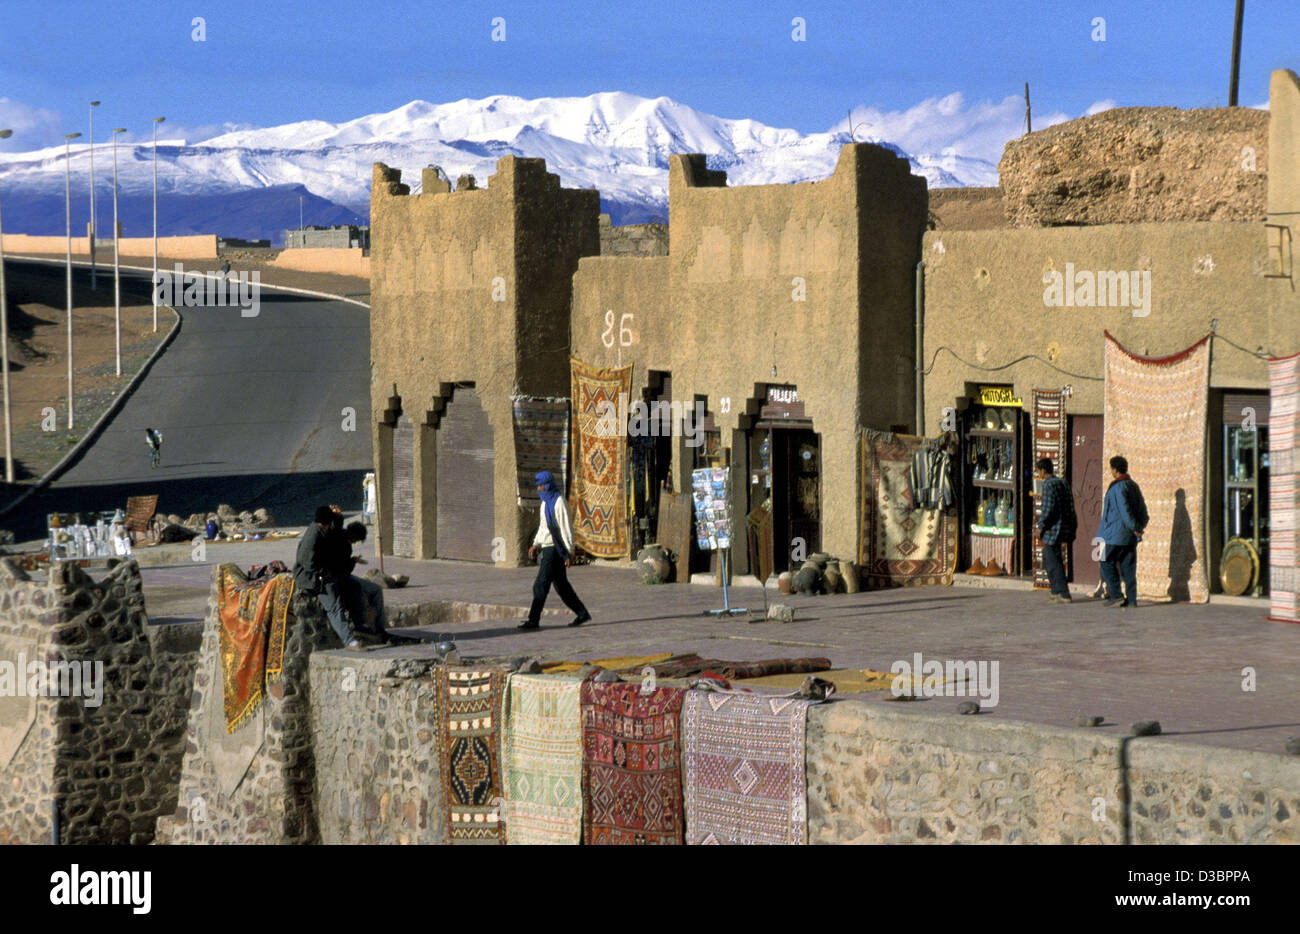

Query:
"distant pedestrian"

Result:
[[144, 428, 163, 468], [220, 260, 232, 278], [520, 470, 591, 630], [1034, 458, 1077, 603], [1098, 455, 1149, 609]]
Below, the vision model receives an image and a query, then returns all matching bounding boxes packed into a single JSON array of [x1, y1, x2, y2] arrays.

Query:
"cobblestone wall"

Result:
[[598, 214, 668, 257], [0, 558, 197, 844], [805, 702, 1299, 845], [155, 573, 338, 845], [309, 652, 446, 844]]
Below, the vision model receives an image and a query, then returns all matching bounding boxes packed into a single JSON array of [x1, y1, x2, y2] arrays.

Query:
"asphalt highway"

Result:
[[1, 258, 372, 538]]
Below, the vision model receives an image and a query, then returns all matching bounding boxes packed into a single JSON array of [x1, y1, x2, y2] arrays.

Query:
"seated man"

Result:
[[329, 521, 389, 642], [293, 505, 362, 649]]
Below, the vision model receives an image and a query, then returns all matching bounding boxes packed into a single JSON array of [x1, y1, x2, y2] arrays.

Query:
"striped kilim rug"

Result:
[[1032, 389, 1070, 589], [512, 396, 569, 504], [503, 674, 583, 845], [1268, 352, 1300, 622], [683, 691, 812, 845], [859, 429, 956, 588], [570, 357, 633, 558], [437, 667, 508, 844], [1103, 332, 1211, 603], [581, 681, 685, 845]]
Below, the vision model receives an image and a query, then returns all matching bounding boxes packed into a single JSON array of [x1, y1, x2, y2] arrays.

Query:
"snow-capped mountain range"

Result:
[[0, 92, 1001, 241]]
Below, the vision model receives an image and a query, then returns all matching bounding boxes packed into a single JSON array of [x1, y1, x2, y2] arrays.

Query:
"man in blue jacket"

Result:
[[1098, 456, 1149, 608], [1034, 458, 1077, 603]]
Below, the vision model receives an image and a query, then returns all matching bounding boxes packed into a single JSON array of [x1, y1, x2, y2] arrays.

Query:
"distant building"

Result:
[[284, 225, 370, 250], [217, 237, 271, 249]]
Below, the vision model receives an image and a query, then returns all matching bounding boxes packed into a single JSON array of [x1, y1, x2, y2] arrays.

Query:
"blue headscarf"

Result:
[[535, 471, 568, 559]]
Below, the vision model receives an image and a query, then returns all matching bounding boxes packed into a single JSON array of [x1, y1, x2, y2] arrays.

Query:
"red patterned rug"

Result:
[[217, 563, 294, 733], [859, 429, 957, 589], [570, 357, 633, 558], [1103, 333, 1211, 603], [580, 680, 685, 845]]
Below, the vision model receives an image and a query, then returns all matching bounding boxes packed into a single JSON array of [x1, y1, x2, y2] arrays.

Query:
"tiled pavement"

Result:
[[132, 537, 1300, 756]]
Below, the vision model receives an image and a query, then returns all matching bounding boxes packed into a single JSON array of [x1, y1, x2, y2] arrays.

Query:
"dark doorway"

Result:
[[749, 425, 820, 572], [630, 372, 673, 553], [391, 411, 415, 557], [1070, 415, 1104, 587]]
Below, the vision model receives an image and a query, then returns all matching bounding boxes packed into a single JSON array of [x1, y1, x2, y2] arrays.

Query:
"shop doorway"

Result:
[[1070, 415, 1104, 587], [629, 372, 674, 554], [747, 387, 820, 573]]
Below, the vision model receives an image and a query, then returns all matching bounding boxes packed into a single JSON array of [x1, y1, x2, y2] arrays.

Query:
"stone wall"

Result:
[[0, 559, 197, 845], [599, 214, 669, 256], [155, 572, 338, 845], [805, 701, 1299, 844], [1, 233, 219, 260], [999, 106, 1268, 228], [309, 652, 445, 844], [272, 247, 370, 278], [928, 187, 1006, 230]]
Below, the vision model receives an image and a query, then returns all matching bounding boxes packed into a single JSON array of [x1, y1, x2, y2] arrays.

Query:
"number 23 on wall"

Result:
[[602, 310, 635, 348]]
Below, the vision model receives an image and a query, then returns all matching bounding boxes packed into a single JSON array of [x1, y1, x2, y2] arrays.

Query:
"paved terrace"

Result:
[[114, 535, 1300, 757]]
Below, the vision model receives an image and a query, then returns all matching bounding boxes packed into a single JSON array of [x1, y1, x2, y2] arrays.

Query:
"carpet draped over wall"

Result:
[[858, 429, 957, 588], [682, 691, 812, 845], [1268, 352, 1300, 622], [569, 358, 633, 558], [216, 564, 294, 733], [580, 680, 685, 845], [436, 667, 508, 844], [1102, 332, 1211, 604], [503, 674, 583, 844]]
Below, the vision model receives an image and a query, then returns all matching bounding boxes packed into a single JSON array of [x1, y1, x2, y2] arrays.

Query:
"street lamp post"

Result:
[[152, 117, 165, 333], [89, 101, 99, 290], [65, 132, 82, 430], [112, 128, 127, 377], [0, 128, 14, 483]]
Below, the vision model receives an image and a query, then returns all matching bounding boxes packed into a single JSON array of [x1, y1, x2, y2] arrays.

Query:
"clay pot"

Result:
[[777, 571, 794, 595], [793, 565, 824, 595], [842, 561, 860, 593], [807, 552, 830, 569], [823, 560, 844, 594]]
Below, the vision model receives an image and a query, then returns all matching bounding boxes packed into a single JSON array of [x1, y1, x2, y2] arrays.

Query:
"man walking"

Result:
[[145, 428, 162, 468], [520, 471, 591, 630], [1098, 455, 1149, 608], [293, 504, 362, 648], [1034, 458, 1077, 603]]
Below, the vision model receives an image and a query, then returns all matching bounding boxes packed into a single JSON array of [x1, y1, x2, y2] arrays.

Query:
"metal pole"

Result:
[[1229, 0, 1245, 107], [112, 129, 124, 377], [152, 117, 164, 333], [1024, 82, 1032, 134], [89, 101, 99, 289], [64, 133, 81, 430], [0, 128, 13, 484]]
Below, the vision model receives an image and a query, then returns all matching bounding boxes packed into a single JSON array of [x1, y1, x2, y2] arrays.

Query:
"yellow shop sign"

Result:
[[979, 386, 1023, 407]]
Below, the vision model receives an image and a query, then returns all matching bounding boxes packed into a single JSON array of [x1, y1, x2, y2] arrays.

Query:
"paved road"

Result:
[[3, 259, 371, 537]]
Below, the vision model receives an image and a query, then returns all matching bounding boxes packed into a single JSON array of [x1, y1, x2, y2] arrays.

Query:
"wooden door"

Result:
[[1070, 415, 1104, 586]]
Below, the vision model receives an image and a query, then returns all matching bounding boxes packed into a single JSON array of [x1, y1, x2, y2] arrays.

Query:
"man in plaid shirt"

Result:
[[1035, 458, 1078, 603]]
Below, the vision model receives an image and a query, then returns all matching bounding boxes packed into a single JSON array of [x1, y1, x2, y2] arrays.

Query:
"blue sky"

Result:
[[0, 0, 1296, 151]]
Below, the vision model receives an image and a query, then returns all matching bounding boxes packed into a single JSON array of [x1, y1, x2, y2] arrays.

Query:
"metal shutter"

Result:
[[391, 413, 416, 557], [437, 390, 495, 562]]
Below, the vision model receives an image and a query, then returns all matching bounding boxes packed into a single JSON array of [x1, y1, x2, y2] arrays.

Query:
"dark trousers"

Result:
[[343, 575, 387, 637], [1041, 540, 1069, 596], [528, 546, 587, 624], [1100, 543, 1139, 606], [316, 577, 357, 643]]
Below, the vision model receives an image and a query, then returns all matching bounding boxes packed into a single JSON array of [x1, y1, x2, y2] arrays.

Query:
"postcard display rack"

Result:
[[691, 467, 747, 616], [47, 512, 129, 563]]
